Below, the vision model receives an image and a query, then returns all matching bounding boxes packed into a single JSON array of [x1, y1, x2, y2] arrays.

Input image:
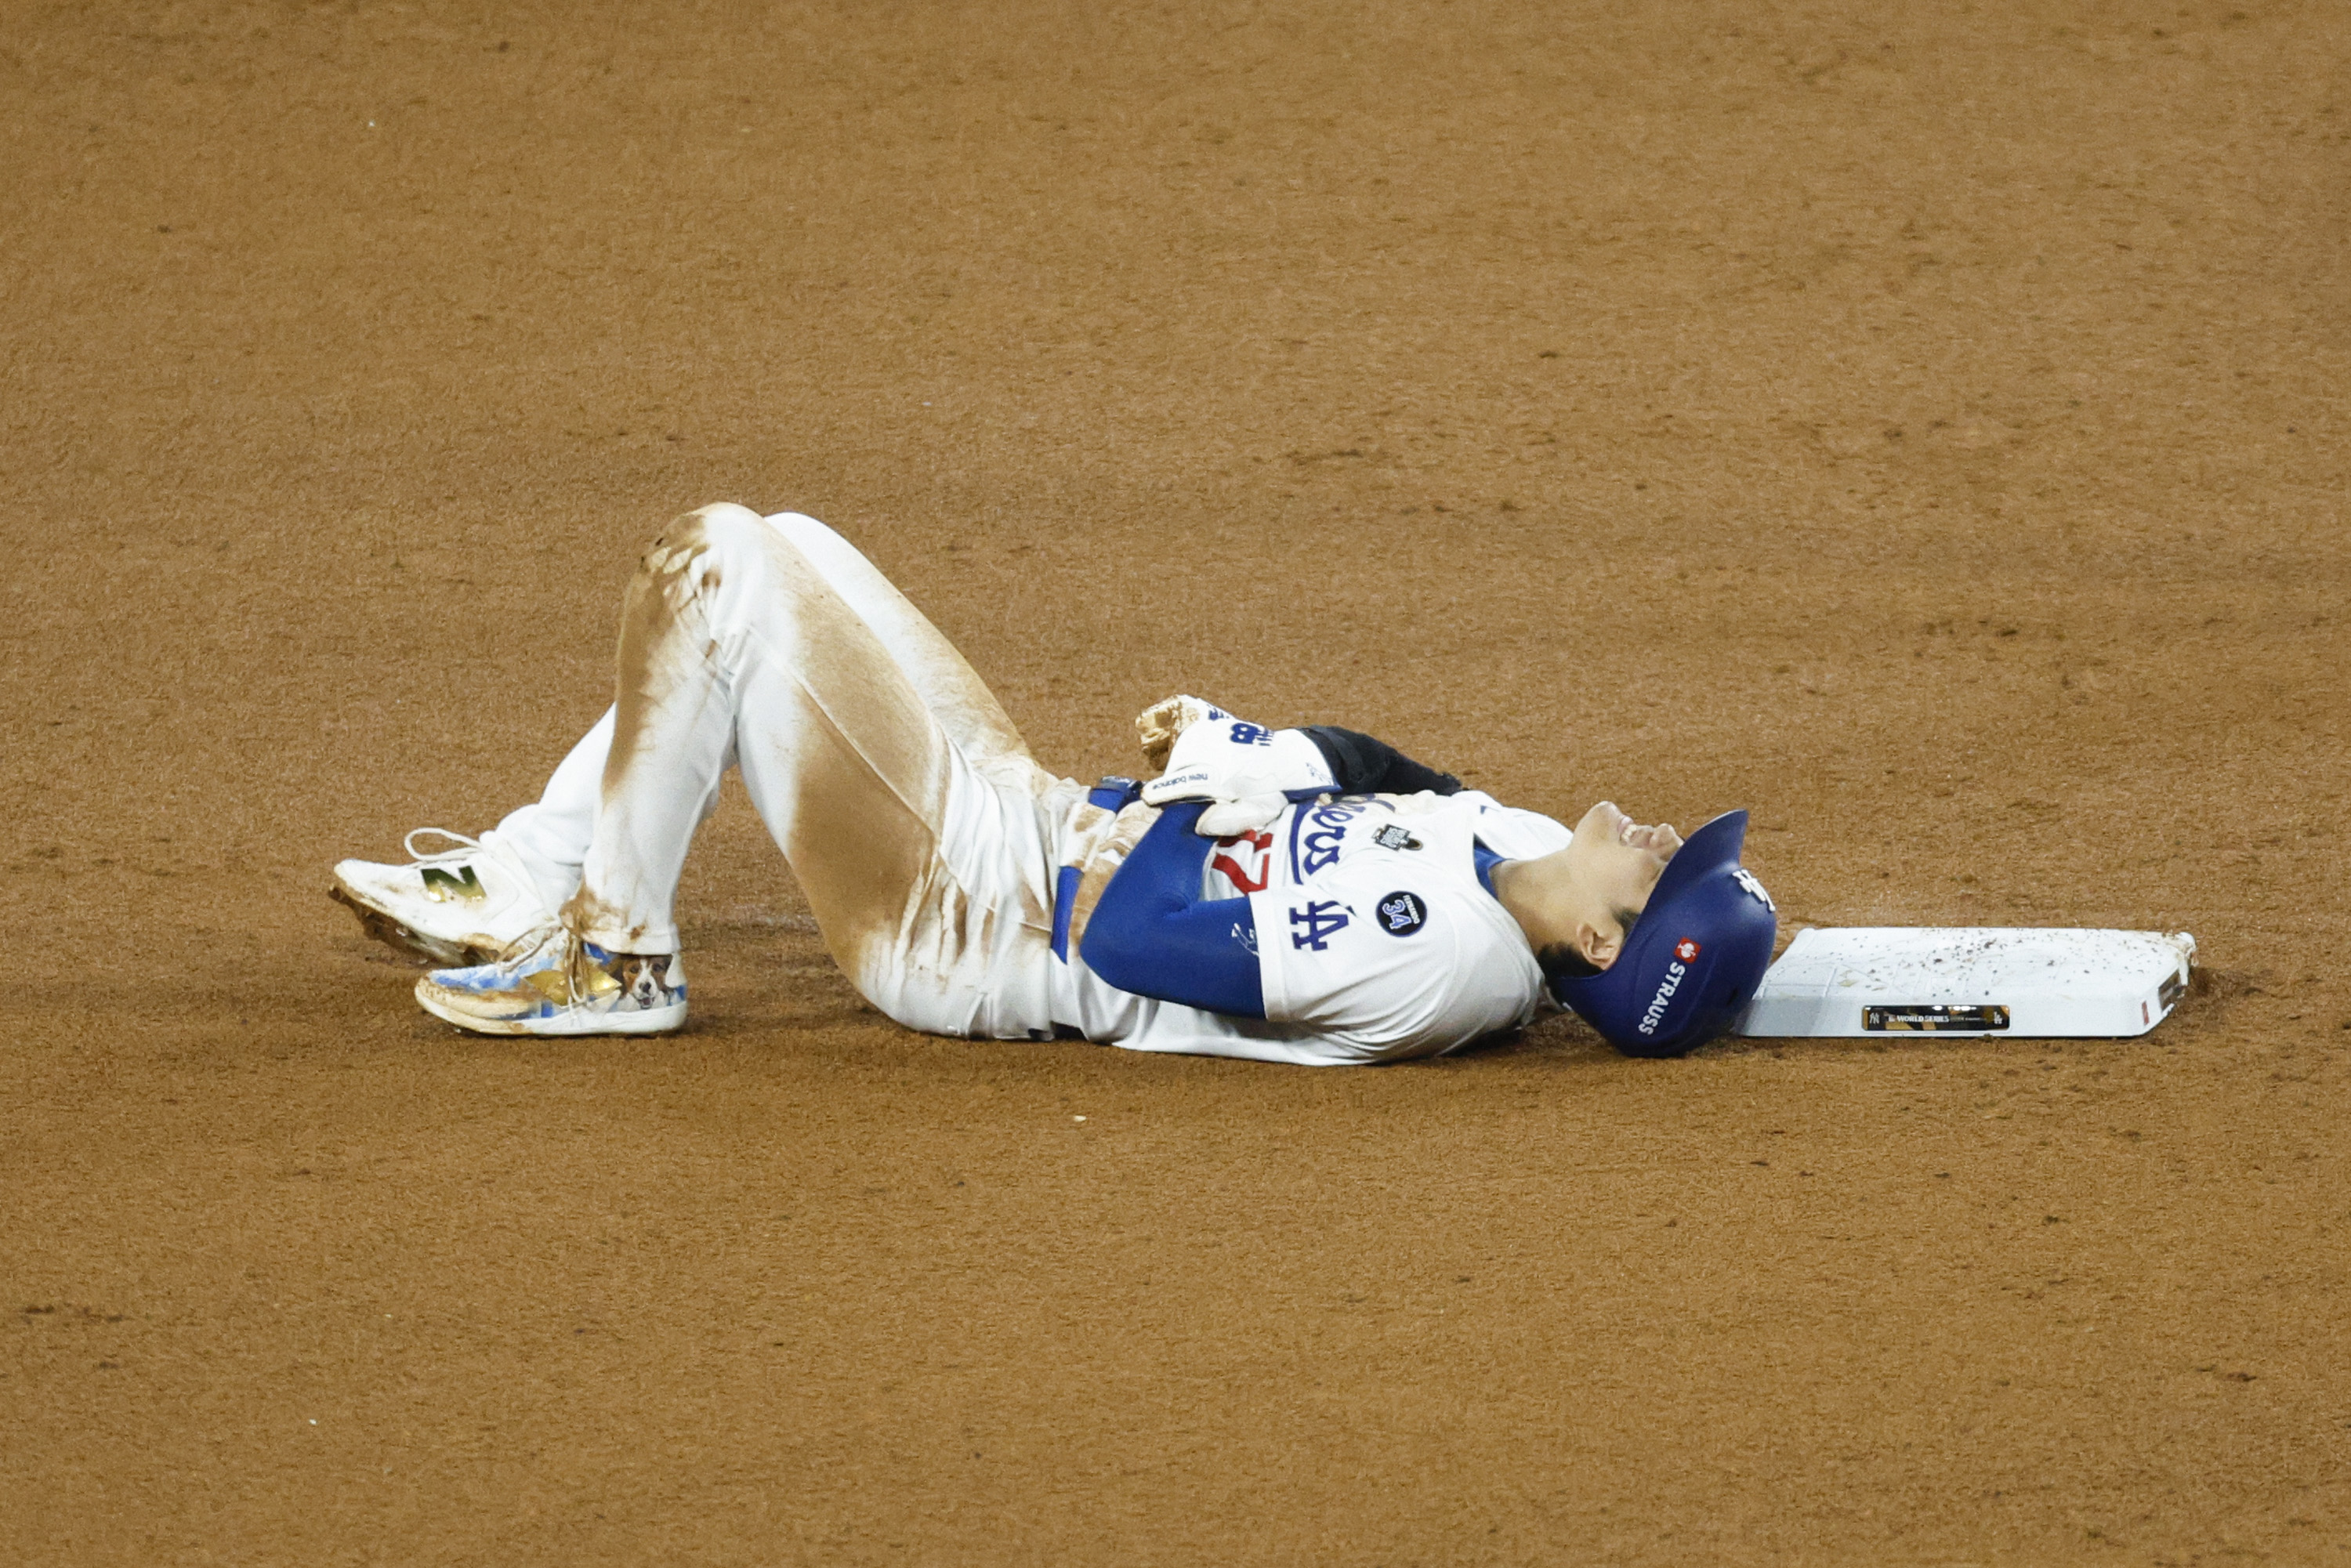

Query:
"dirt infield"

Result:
[[5, 2, 2347, 1562]]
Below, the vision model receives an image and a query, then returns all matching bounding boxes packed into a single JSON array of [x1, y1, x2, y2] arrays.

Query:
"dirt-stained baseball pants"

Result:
[[488, 506, 1087, 1038]]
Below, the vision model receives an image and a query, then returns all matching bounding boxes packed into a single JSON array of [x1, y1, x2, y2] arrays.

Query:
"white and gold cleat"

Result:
[[331, 828, 557, 965], [415, 925, 686, 1037]]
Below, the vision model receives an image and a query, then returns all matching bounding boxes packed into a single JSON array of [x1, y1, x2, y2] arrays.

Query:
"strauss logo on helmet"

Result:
[[1675, 938, 1701, 963]]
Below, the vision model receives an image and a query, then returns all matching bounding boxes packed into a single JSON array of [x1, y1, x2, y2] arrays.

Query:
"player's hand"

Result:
[[1134, 694, 1229, 773], [1139, 715, 1337, 816], [1197, 794, 1289, 837]]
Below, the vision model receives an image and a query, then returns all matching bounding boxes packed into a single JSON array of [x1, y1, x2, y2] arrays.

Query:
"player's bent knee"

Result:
[[632, 503, 768, 582], [666, 502, 768, 559], [698, 504, 801, 577], [688, 502, 766, 534]]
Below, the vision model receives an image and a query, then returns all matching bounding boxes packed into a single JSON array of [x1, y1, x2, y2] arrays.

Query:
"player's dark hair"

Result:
[[1541, 944, 1600, 982], [1539, 905, 1641, 985]]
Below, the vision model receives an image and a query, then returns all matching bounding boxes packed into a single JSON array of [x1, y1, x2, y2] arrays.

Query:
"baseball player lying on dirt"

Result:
[[331, 506, 1777, 1065]]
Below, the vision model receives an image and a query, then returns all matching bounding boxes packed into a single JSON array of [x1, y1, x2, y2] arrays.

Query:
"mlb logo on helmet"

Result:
[[1548, 810, 1778, 1059]]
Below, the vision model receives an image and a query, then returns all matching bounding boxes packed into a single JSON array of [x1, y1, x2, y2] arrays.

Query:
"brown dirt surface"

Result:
[[5, 2, 2347, 1563]]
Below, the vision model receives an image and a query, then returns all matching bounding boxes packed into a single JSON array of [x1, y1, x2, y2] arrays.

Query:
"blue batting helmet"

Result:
[[1551, 809, 1777, 1058]]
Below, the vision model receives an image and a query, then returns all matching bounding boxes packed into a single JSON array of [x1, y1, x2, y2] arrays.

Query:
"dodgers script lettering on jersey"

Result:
[[1196, 790, 1572, 1058]]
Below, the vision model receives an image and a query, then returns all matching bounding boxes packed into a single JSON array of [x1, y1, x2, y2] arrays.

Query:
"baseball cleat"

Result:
[[415, 925, 687, 1037], [331, 827, 558, 965]]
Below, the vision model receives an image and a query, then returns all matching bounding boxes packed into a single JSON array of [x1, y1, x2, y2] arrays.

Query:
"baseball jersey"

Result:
[[1051, 790, 1570, 1066]]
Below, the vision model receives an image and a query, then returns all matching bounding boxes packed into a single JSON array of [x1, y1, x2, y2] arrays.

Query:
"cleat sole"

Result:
[[331, 884, 498, 966], [414, 981, 686, 1037]]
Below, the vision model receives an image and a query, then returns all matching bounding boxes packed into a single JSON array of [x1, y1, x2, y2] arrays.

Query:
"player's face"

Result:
[[1567, 801, 1683, 929]]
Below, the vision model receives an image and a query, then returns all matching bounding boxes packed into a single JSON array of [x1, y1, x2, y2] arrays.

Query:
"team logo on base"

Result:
[[1675, 938, 1701, 963]]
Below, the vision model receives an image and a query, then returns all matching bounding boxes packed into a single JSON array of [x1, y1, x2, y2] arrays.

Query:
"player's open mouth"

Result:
[[1600, 805, 1651, 848], [1600, 806, 1681, 858]]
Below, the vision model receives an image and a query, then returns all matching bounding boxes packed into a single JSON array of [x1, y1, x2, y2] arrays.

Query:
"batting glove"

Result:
[[1133, 694, 1228, 773], [1140, 716, 1336, 826]]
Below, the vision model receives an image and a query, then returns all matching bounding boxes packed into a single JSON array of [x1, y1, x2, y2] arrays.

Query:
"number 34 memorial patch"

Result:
[[1376, 892, 1429, 937]]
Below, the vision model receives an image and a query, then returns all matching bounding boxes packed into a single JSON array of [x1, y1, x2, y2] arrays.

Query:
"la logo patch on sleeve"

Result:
[[1376, 891, 1429, 936]]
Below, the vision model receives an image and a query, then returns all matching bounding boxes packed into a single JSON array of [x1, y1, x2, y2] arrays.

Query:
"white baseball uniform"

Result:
[[488, 505, 1568, 1066]]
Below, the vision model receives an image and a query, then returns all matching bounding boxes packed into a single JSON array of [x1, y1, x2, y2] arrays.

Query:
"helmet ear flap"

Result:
[[1551, 811, 1777, 1056]]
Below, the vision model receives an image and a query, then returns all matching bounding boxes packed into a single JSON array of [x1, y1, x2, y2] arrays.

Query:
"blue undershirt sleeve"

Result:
[[1078, 801, 1267, 1019]]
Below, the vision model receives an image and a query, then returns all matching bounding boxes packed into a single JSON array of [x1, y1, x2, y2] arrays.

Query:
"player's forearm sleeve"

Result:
[[1079, 802, 1267, 1018], [1296, 726, 1464, 796]]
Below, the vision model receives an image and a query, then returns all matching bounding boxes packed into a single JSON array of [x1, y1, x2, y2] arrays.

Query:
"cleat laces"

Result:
[[404, 827, 487, 863], [484, 921, 621, 1009]]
